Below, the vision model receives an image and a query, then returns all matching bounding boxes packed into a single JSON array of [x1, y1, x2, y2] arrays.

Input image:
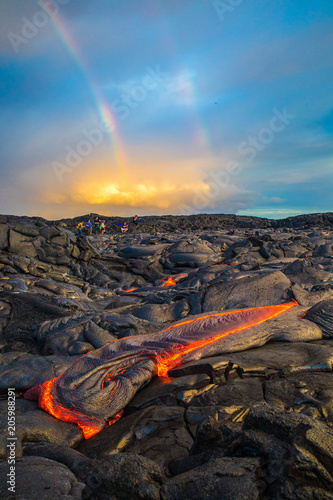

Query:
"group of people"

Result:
[[120, 216, 140, 232], [76, 215, 140, 236], [77, 217, 106, 236]]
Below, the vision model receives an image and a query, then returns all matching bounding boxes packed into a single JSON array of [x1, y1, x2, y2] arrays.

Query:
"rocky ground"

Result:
[[1, 213, 333, 499]]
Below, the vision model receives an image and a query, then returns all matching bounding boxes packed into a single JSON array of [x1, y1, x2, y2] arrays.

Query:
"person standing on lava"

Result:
[[76, 221, 84, 237], [86, 219, 92, 236], [100, 220, 106, 235], [94, 216, 100, 234]]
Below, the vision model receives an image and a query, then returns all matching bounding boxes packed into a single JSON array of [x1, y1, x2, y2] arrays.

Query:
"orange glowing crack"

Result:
[[124, 288, 137, 292]]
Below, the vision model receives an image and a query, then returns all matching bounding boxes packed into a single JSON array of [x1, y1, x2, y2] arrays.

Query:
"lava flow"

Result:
[[155, 301, 296, 376], [25, 301, 297, 438], [25, 378, 103, 439], [163, 277, 177, 287], [163, 272, 185, 287]]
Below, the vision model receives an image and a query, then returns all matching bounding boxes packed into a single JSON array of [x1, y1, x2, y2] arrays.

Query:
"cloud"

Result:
[[1, 0, 333, 219], [262, 197, 284, 204], [0, 149, 257, 218]]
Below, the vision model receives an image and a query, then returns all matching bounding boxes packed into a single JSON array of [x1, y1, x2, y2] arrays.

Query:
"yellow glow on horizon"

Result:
[[70, 179, 211, 209], [18, 150, 238, 217]]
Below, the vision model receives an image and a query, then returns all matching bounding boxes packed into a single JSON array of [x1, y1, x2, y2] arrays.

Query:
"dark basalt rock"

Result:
[[24, 444, 165, 500], [1, 213, 333, 498], [127, 372, 211, 411], [0, 224, 9, 250], [0, 456, 85, 499], [34, 311, 163, 355], [119, 244, 169, 259], [170, 339, 332, 380], [24, 443, 94, 482], [161, 239, 220, 269], [78, 405, 194, 473], [283, 259, 333, 286], [83, 453, 165, 500], [122, 406, 194, 471], [242, 404, 333, 498], [130, 299, 190, 323], [0, 353, 80, 391], [9, 229, 38, 258], [161, 456, 262, 500], [202, 270, 292, 310], [190, 377, 265, 411], [305, 299, 333, 337], [292, 283, 333, 307], [0, 399, 83, 459], [0, 291, 69, 353]]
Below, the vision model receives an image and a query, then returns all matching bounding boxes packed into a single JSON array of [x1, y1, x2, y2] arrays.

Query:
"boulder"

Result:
[[0, 405, 83, 459], [12, 223, 40, 237], [305, 299, 333, 337], [203, 271, 291, 310], [284, 259, 333, 286], [0, 456, 85, 499], [161, 457, 261, 500], [0, 353, 80, 391], [78, 406, 193, 470], [130, 299, 190, 323], [8, 229, 38, 258], [0, 224, 8, 250]]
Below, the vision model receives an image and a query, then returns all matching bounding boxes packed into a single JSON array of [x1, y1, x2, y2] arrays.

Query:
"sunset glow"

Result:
[[1, 2, 332, 218]]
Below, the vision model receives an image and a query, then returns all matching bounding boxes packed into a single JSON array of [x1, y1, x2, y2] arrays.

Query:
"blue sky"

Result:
[[0, 0, 332, 219]]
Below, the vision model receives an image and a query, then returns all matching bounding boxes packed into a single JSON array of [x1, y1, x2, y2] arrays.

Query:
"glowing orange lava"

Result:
[[34, 378, 103, 439], [26, 300, 298, 438], [156, 301, 297, 377], [163, 277, 176, 287], [124, 288, 137, 292], [107, 412, 123, 428]]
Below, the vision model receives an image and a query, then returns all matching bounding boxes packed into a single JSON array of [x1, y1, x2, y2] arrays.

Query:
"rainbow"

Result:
[[40, 0, 127, 184]]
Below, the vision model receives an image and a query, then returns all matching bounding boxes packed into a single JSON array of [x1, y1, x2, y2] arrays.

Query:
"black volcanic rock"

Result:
[[35, 211, 333, 234], [202, 270, 292, 310], [305, 299, 333, 337], [0, 212, 333, 498], [161, 456, 261, 500], [0, 456, 85, 499]]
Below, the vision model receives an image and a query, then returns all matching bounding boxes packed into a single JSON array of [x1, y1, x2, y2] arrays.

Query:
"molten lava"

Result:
[[155, 301, 295, 376], [25, 301, 297, 439], [162, 273, 185, 287], [26, 378, 102, 439], [163, 277, 177, 287]]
